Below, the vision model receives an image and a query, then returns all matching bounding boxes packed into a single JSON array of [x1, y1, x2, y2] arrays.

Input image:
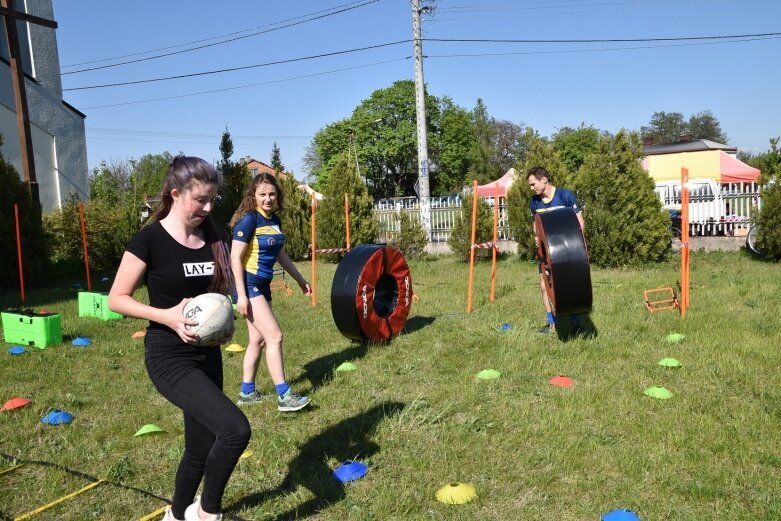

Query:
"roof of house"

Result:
[[643, 139, 737, 156], [239, 156, 288, 180]]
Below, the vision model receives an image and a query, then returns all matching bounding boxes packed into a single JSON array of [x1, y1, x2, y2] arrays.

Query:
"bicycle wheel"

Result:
[[746, 225, 766, 257]]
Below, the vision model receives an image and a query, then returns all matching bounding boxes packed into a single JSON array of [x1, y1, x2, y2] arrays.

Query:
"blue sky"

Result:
[[54, 0, 780, 180]]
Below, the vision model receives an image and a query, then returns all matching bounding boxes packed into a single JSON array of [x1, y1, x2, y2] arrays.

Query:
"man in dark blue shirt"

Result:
[[528, 166, 585, 334]]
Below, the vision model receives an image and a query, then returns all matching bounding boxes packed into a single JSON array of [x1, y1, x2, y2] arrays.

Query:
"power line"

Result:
[[425, 35, 780, 58], [62, 40, 408, 91], [79, 58, 408, 110], [62, 31, 778, 92], [87, 128, 311, 139], [423, 32, 781, 43], [61, 0, 380, 75]]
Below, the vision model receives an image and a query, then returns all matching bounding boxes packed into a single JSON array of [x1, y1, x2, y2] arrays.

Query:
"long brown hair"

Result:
[[154, 155, 233, 294], [229, 172, 285, 228]]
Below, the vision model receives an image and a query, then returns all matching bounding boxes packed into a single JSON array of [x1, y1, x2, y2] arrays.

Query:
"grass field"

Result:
[[1, 251, 780, 520]]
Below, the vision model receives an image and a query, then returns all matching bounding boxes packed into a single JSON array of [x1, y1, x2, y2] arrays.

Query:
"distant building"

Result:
[[643, 134, 738, 157], [237, 156, 323, 201], [642, 135, 759, 183], [239, 156, 288, 180], [0, 0, 89, 212]]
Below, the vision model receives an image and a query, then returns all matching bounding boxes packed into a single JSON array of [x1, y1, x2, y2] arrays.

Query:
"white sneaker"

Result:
[[161, 507, 183, 521], [184, 495, 223, 521]]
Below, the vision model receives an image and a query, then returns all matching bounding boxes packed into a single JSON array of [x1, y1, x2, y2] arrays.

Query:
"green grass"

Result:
[[1, 251, 781, 520]]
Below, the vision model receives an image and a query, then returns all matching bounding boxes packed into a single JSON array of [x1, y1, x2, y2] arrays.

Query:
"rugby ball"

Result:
[[183, 293, 235, 346]]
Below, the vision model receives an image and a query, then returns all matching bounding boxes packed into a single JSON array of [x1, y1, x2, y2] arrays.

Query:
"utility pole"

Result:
[[411, 0, 432, 240], [0, 0, 57, 212]]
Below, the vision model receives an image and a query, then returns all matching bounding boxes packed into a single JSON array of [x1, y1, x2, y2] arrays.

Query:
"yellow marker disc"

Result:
[[436, 482, 476, 504], [240, 450, 253, 460]]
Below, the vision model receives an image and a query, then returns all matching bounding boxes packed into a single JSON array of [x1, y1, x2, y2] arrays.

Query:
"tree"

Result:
[[640, 111, 686, 145], [212, 128, 249, 235], [447, 193, 494, 261], [467, 99, 526, 185], [306, 80, 441, 199], [0, 140, 49, 290], [505, 130, 569, 259], [277, 172, 311, 261], [130, 152, 172, 199], [552, 124, 602, 177], [392, 210, 428, 259], [641, 110, 728, 145], [434, 96, 474, 195], [490, 118, 527, 175], [752, 137, 781, 258], [89, 159, 133, 206], [270, 142, 285, 173], [306, 119, 352, 191], [574, 131, 670, 267], [468, 98, 497, 184], [687, 110, 728, 143], [316, 153, 378, 262]]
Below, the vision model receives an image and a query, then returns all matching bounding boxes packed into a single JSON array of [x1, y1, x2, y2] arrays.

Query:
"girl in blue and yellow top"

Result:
[[229, 172, 311, 412]]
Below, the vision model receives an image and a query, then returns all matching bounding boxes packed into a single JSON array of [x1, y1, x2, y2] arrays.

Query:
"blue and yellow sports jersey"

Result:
[[529, 187, 580, 221], [232, 209, 284, 280]]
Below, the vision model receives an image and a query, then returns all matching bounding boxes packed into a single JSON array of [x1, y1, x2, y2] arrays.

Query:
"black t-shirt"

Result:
[[126, 221, 218, 331]]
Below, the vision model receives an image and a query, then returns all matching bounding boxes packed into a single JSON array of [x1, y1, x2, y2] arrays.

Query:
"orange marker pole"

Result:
[[14, 204, 25, 303], [310, 192, 317, 306], [466, 180, 478, 313], [680, 167, 689, 318], [79, 202, 92, 291], [490, 182, 499, 302], [344, 192, 351, 251]]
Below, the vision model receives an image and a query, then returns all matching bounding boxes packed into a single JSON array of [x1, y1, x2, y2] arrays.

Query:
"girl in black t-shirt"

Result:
[[109, 156, 246, 521]]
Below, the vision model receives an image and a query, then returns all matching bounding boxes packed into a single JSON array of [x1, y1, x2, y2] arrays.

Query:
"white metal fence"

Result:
[[374, 196, 510, 243], [373, 182, 762, 243], [655, 181, 761, 236]]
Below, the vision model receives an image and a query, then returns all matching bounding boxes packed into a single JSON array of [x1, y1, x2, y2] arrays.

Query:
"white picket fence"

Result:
[[373, 182, 762, 242], [374, 196, 510, 243]]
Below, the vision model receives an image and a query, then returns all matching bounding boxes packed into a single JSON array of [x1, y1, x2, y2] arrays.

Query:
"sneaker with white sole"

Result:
[[184, 495, 222, 521], [236, 390, 265, 406], [161, 507, 182, 521], [277, 389, 310, 412], [537, 323, 556, 334]]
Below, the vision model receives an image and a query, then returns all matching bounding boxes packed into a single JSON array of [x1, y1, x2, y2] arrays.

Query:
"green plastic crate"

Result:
[[78, 291, 122, 320], [1, 310, 62, 348]]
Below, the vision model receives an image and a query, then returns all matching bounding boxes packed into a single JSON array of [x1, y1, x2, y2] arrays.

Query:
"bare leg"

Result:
[[539, 272, 553, 314], [245, 295, 285, 385], [241, 322, 266, 385]]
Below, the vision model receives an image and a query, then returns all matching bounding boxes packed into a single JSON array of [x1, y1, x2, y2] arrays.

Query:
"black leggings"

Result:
[[145, 329, 251, 518]]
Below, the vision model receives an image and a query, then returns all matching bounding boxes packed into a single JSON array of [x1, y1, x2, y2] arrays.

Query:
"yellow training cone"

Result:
[[436, 482, 476, 504], [240, 450, 253, 460], [225, 343, 245, 353]]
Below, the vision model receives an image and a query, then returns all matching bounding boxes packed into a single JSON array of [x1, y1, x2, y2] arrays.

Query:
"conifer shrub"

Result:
[[277, 173, 311, 261], [447, 193, 494, 261], [391, 210, 428, 259], [317, 153, 378, 262], [506, 133, 571, 260], [574, 130, 670, 267], [753, 138, 781, 258], [0, 145, 49, 291]]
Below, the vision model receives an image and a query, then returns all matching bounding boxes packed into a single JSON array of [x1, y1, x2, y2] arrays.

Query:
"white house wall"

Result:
[[0, 0, 88, 212]]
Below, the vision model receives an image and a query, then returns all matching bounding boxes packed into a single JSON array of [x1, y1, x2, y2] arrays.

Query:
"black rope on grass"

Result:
[[0, 453, 249, 521]]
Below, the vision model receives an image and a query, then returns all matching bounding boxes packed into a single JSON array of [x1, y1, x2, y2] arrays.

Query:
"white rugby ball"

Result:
[[183, 293, 235, 346]]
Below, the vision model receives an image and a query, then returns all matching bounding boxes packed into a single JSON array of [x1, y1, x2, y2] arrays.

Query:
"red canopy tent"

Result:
[[475, 168, 517, 198], [719, 152, 760, 183], [641, 151, 760, 183]]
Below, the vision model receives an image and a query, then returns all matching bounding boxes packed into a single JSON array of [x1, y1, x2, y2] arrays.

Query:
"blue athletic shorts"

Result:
[[244, 273, 272, 302]]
